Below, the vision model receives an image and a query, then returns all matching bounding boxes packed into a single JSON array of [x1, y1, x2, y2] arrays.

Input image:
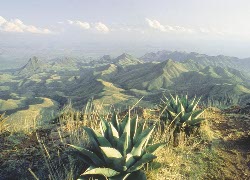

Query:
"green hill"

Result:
[[1, 52, 250, 115]]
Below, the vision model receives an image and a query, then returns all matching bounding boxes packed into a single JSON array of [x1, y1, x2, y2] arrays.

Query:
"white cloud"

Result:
[[0, 16, 7, 25], [146, 18, 167, 32], [67, 20, 74, 25], [67, 20, 109, 33], [145, 18, 194, 33], [67, 20, 90, 29], [199, 27, 226, 36], [145, 18, 229, 36], [2, 21, 23, 32], [75, 21, 90, 29], [95, 22, 109, 33], [199, 27, 210, 33], [0, 16, 52, 34]]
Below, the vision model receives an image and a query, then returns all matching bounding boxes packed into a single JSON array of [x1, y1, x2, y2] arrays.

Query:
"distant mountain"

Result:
[[140, 50, 250, 74], [49, 57, 80, 69], [17, 56, 45, 76], [2, 51, 250, 113], [112, 59, 187, 90], [99, 55, 112, 63], [140, 50, 238, 63], [113, 53, 142, 66], [140, 50, 191, 62], [50, 57, 76, 65]]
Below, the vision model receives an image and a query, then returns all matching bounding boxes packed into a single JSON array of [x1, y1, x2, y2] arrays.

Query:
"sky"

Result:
[[1, 0, 250, 58]]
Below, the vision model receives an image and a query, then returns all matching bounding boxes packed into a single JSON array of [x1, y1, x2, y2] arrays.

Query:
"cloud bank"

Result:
[[145, 18, 194, 33], [0, 16, 52, 34], [0, 16, 231, 37], [67, 20, 109, 33]]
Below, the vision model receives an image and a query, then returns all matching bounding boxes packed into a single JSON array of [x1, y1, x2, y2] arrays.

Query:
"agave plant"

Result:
[[160, 94, 205, 145], [68, 111, 165, 180]]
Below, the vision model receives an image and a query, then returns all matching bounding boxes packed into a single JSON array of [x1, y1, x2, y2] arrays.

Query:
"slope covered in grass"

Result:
[[1, 104, 249, 179]]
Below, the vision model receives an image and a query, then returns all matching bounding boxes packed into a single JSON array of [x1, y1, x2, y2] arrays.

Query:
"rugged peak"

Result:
[[17, 56, 43, 76], [100, 55, 112, 62], [116, 53, 133, 60], [159, 59, 175, 67], [155, 59, 187, 74], [28, 56, 39, 63], [23, 56, 40, 69], [113, 53, 142, 66]]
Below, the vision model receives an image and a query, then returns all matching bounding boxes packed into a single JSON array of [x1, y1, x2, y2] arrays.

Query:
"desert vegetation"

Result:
[[1, 93, 249, 180]]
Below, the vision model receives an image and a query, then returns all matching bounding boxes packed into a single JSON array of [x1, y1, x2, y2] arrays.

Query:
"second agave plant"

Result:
[[160, 94, 205, 146], [68, 111, 165, 180]]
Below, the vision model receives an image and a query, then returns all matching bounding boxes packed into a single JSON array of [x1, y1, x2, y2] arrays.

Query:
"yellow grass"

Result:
[[6, 98, 58, 133]]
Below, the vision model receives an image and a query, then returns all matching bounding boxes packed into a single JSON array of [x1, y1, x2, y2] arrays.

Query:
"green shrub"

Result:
[[68, 111, 165, 179]]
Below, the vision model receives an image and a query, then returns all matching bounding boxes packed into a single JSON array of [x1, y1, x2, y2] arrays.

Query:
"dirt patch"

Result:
[[208, 110, 250, 179]]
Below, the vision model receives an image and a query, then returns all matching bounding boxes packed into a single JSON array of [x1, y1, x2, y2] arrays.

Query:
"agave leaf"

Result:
[[123, 112, 131, 136], [84, 127, 111, 148], [187, 96, 200, 112], [130, 115, 138, 140], [127, 170, 147, 180], [100, 147, 123, 159], [125, 153, 136, 168], [186, 118, 205, 126], [128, 153, 156, 172], [146, 143, 166, 154], [100, 117, 109, 139], [192, 97, 201, 111], [180, 102, 185, 116], [117, 132, 132, 156], [110, 173, 131, 180], [168, 95, 174, 107], [108, 122, 120, 146], [95, 132, 112, 147], [191, 109, 205, 119], [100, 147, 125, 171], [117, 132, 126, 154], [111, 112, 120, 133], [163, 94, 168, 101], [83, 127, 99, 150], [166, 105, 175, 114], [120, 111, 130, 135], [68, 144, 104, 166], [190, 96, 196, 106], [166, 109, 177, 118], [180, 111, 192, 123], [131, 126, 155, 157], [133, 121, 145, 145], [169, 94, 177, 105], [160, 98, 166, 105], [82, 167, 120, 178], [183, 95, 188, 109], [109, 122, 119, 138]]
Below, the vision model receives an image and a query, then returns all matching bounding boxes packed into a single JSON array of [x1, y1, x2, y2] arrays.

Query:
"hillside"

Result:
[[1, 51, 250, 117], [112, 59, 188, 90], [0, 105, 249, 179], [112, 53, 143, 66]]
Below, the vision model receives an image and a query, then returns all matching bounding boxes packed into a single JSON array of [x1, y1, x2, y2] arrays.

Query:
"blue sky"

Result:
[[1, 0, 250, 57]]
